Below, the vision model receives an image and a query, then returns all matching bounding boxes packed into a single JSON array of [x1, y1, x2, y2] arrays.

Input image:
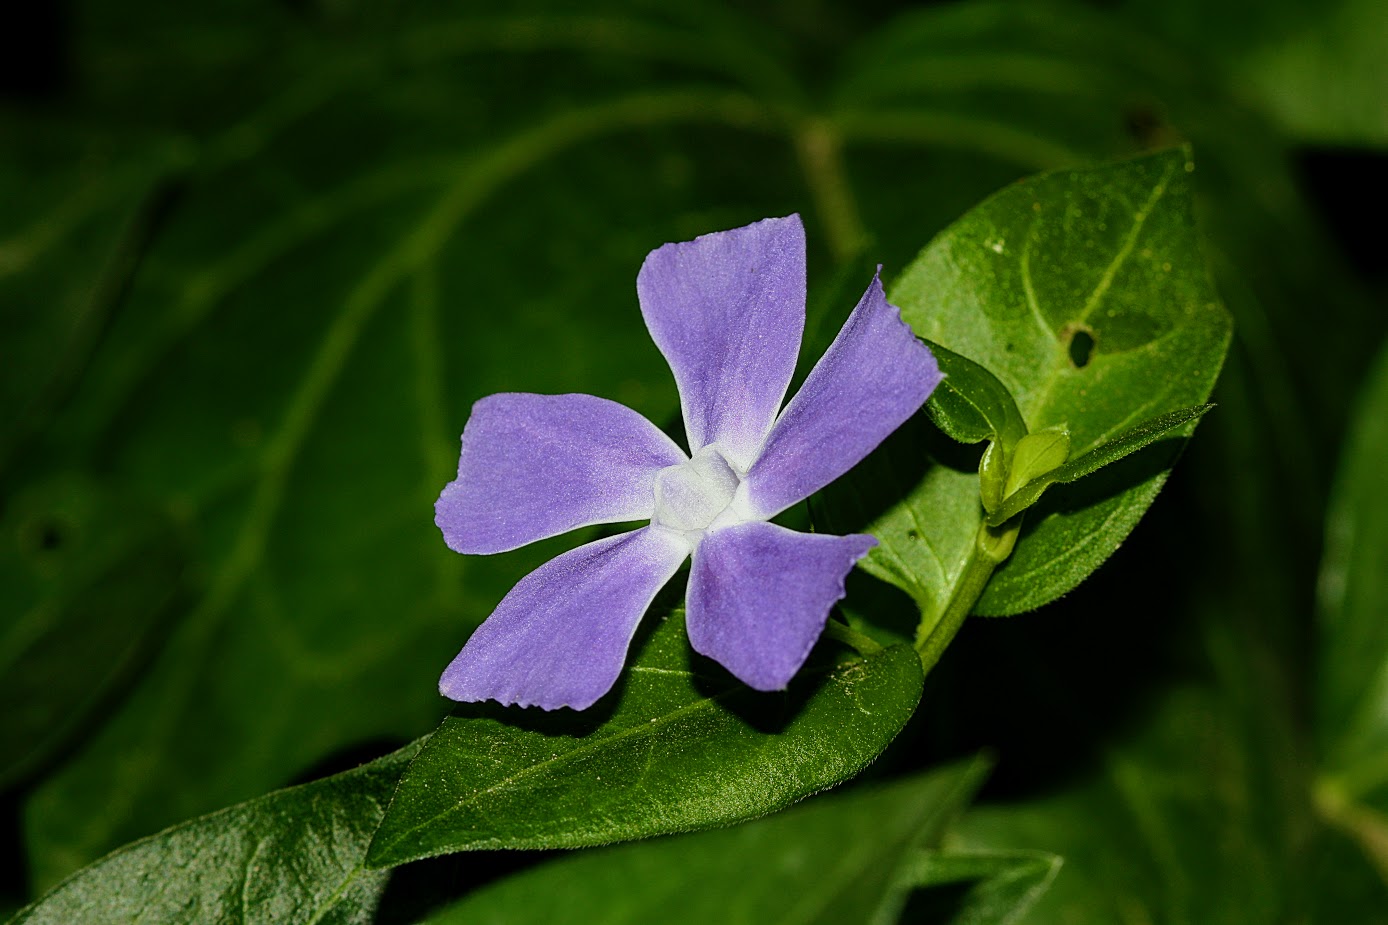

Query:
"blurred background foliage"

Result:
[[1, 0, 1384, 920]]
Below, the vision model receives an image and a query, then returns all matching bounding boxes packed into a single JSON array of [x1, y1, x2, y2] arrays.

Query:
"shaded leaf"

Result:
[[897, 850, 1062, 925], [0, 474, 186, 789], [949, 686, 1298, 923], [416, 758, 989, 925], [1121, 0, 1388, 145], [923, 340, 1027, 448], [9, 746, 416, 925], [17, 7, 811, 884], [1316, 338, 1388, 879], [367, 608, 924, 867]]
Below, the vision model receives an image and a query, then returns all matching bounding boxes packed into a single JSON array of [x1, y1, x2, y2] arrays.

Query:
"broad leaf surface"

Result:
[[1316, 339, 1388, 875], [368, 608, 924, 866], [417, 758, 988, 925], [15, 3, 817, 886], [829, 149, 1229, 622], [0, 474, 186, 790], [9, 746, 416, 925]]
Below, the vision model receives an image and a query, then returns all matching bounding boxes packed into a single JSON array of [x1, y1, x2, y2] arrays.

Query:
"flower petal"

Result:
[[436, 393, 687, 555], [686, 522, 875, 691], [440, 527, 690, 710], [742, 272, 941, 518], [637, 215, 806, 470]]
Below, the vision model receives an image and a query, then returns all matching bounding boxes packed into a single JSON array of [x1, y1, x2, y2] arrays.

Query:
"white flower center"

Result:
[[652, 446, 747, 541]]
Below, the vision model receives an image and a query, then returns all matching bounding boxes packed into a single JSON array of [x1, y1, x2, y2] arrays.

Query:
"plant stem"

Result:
[[913, 518, 1021, 674], [793, 117, 867, 263], [823, 616, 884, 656]]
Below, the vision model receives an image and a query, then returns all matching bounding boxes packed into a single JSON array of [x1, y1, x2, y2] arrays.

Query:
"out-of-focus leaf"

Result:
[[367, 608, 924, 867], [0, 128, 184, 467], [414, 758, 989, 925], [9, 745, 415, 925], [17, 6, 815, 886], [896, 850, 1061, 925], [0, 474, 186, 789], [1316, 339, 1388, 879], [1120, 0, 1388, 145], [949, 686, 1307, 923]]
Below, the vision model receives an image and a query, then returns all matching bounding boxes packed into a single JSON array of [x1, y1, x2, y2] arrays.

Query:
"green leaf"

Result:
[[0, 474, 187, 789], [922, 340, 1028, 448], [366, 608, 924, 867], [896, 850, 1062, 925], [836, 148, 1229, 624], [1002, 428, 1070, 499], [987, 404, 1213, 526], [1316, 338, 1388, 879], [9, 746, 416, 925], [1121, 0, 1388, 145], [0, 127, 186, 467], [16, 7, 819, 885], [949, 685, 1296, 923], [415, 758, 989, 925]]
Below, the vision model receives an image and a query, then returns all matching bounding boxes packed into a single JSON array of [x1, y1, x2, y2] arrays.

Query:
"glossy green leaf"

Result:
[[922, 340, 1027, 448], [987, 404, 1213, 525], [9, 746, 416, 925], [826, 149, 1230, 626], [367, 608, 924, 867], [896, 850, 1062, 925], [417, 758, 989, 925], [1316, 339, 1388, 878]]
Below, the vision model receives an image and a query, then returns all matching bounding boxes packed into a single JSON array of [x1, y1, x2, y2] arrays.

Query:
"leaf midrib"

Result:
[[373, 653, 873, 861]]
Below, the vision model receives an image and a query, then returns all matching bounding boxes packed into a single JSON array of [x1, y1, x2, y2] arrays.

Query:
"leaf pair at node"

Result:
[[925, 340, 1212, 534]]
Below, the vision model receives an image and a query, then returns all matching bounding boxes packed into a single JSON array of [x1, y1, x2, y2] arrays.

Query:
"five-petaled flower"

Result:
[[435, 215, 942, 710]]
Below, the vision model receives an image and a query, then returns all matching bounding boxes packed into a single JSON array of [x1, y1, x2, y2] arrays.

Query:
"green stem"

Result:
[[793, 117, 867, 263], [823, 617, 884, 656], [913, 518, 1021, 675]]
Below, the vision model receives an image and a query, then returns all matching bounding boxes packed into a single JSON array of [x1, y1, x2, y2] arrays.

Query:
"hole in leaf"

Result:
[[1068, 329, 1095, 368], [19, 515, 73, 558], [37, 522, 64, 550]]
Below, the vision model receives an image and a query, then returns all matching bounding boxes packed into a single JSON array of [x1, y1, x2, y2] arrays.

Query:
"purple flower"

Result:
[[435, 215, 942, 710]]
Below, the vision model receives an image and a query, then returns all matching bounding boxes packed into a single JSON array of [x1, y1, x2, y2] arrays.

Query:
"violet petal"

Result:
[[637, 215, 806, 470], [435, 393, 686, 555], [439, 527, 690, 710], [742, 272, 941, 518], [686, 521, 875, 691]]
